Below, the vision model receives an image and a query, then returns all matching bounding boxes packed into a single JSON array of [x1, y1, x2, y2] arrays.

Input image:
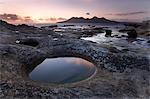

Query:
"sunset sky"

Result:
[[0, 0, 150, 23]]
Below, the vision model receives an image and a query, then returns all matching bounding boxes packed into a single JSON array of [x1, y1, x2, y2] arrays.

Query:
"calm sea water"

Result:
[[34, 23, 123, 27]]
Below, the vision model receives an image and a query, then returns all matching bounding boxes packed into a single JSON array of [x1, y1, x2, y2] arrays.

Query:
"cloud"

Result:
[[106, 11, 148, 16], [0, 13, 19, 21], [58, 17, 66, 21], [46, 18, 57, 21], [0, 13, 66, 23], [0, 13, 34, 23], [86, 12, 90, 15], [23, 16, 34, 22], [41, 17, 66, 22]]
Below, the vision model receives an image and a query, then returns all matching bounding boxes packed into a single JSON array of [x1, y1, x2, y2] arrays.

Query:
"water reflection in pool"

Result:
[[29, 57, 96, 84]]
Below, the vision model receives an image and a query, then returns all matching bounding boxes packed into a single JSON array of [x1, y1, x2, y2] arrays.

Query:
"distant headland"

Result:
[[58, 16, 120, 24]]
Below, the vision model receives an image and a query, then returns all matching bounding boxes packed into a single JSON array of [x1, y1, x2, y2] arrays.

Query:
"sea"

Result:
[[32, 23, 150, 59]]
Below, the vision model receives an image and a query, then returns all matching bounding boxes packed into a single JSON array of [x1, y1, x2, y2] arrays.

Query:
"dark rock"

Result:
[[0, 20, 16, 31], [121, 35, 127, 37], [17, 24, 37, 30], [81, 31, 94, 37], [119, 29, 131, 33], [113, 35, 118, 37], [147, 40, 150, 43], [116, 36, 122, 38], [15, 24, 41, 33], [124, 23, 141, 28], [18, 39, 39, 47], [105, 30, 112, 37], [122, 49, 129, 52], [91, 28, 104, 34], [0, 20, 55, 35], [41, 25, 58, 31], [48, 25, 58, 28], [127, 29, 137, 38], [108, 47, 121, 53], [63, 25, 75, 27], [93, 27, 103, 31], [146, 34, 150, 36]]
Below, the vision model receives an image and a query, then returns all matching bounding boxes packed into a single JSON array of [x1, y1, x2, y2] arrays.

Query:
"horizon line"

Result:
[[0, 16, 146, 25]]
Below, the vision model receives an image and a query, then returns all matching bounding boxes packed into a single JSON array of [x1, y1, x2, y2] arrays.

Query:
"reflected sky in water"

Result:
[[82, 26, 150, 58], [29, 57, 96, 84]]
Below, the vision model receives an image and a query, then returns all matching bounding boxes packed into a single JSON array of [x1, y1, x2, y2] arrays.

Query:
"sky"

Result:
[[0, 0, 150, 23]]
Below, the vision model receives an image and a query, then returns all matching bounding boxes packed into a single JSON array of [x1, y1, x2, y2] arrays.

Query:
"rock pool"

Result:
[[29, 57, 96, 84]]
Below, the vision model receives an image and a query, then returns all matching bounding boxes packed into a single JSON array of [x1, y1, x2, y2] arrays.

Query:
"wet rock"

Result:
[[118, 27, 134, 33], [92, 27, 104, 34], [48, 25, 58, 28], [63, 25, 75, 27], [122, 48, 129, 52], [113, 35, 118, 37], [124, 23, 141, 28], [121, 35, 127, 37], [146, 34, 150, 36], [93, 27, 103, 31], [147, 40, 150, 43], [116, 36, 122, 38], [115, 34, 127, 38], [118, 29, 128, 33], [79, 28, 103, 37], [108, 47, 121, 53], [81, 31, 96, 37], [127, 29, 137, 38], [16, 24, 37, 30], [41, 25, 58, 29], [105, 30, 112, 37]]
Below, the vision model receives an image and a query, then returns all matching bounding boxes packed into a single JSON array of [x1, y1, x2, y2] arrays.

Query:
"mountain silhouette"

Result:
[[58, 16, 120, 24]]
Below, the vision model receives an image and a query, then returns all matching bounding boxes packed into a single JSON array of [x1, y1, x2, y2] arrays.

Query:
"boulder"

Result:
[[127, 29, 137, 38], [105, 30, 112, 37]]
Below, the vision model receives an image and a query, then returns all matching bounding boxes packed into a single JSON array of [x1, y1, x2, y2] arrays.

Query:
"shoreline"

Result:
[[0, 20, 150, 98]]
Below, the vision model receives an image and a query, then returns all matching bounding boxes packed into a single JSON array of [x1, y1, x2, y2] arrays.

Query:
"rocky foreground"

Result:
[[0, 20, 150, 98]]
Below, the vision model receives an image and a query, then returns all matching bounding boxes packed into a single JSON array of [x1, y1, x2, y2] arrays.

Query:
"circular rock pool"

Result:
[[29, 57, 96, 84]]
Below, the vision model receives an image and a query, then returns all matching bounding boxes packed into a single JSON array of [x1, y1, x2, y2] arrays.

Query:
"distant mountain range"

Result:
[[58, 16, 120, 24]]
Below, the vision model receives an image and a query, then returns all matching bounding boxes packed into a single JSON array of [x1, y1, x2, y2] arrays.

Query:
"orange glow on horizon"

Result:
[[0, 0, 149, 23]]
